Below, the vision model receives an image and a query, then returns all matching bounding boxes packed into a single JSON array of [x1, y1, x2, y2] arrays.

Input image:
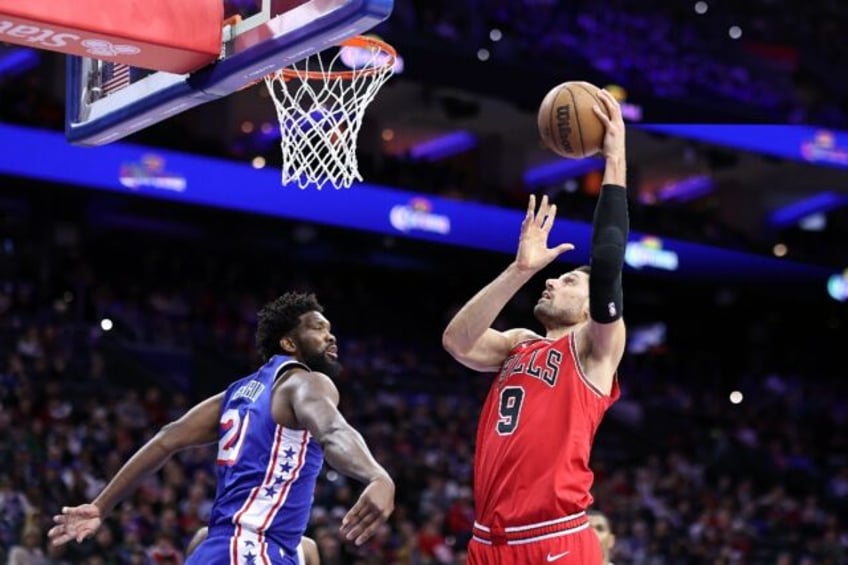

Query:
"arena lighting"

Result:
[[798, 213, 826, 231], [636, 124, 848, 170], [408, 131, 477, 161], [523, 157, 605, 189], [655, 174, 714, 203], [0, 123, 834, 283], [0, 47, 39, 77], [828, 270, 848, 302], [770, 191, 848, 229]]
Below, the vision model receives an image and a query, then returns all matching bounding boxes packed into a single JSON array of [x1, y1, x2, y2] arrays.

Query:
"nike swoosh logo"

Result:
[[546, 551, 570, 562]]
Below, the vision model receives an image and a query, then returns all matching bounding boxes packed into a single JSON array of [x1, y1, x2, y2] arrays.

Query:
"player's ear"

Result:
[[609, 533, 616, 549], [279, 335, 297, 355]]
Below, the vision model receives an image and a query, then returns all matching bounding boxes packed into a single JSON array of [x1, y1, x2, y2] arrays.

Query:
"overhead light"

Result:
[[770, 191, 848, 228], [409, 131, 477, 162]]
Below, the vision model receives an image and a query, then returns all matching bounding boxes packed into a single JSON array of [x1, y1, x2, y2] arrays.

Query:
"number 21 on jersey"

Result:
[[496, 386, 525, 435], [217, 408, 250, 465]]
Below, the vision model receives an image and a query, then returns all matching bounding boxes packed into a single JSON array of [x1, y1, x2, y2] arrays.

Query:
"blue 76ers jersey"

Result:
[[206, 355, 324, 563]]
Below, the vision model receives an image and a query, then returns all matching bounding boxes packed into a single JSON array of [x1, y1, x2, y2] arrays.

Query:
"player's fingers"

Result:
[[53, 514, 67, 524], [554, 243, 575, 256], [526, 194, 536, 222], [74, 527, 95, 544], [598, 88, 618, 109], [599, 90, 622, 121], [344, 510, 380, 544], [592, 105, 611, 126], [541, 204, 558, 231], [341, 497, 375, 535], [534, 194, 550, 226], [49, 533, 74, 546], [341, 515, 364, 541], [354, 515, 386, 546]]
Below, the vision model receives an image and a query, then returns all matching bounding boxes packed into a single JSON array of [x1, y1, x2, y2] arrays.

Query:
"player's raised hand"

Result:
[[48, 503, 102, 546], [339, 475, 395, 546], [592, 89, 626, 161], [515, 194, 574, 272]]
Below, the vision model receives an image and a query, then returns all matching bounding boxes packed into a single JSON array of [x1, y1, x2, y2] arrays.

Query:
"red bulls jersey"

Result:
[[474, 332, 620, 529]]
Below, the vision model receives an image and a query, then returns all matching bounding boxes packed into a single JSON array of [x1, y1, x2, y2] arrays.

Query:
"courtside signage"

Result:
[[625, 236, 679, 271], [638, 124, 848, 170], [389, 198, 451, 235], [119, 154, 187, 192], [0, 123, 832, 283]]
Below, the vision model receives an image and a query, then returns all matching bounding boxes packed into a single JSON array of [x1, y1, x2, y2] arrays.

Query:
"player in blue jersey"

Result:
[[186, 527, 319, 565], [48, 292, 395, 564]]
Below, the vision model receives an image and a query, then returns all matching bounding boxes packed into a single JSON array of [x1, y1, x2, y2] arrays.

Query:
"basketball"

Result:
[[537, 81, 608, 159]]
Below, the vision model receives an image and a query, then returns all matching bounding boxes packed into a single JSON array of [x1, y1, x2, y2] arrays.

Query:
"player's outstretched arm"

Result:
[[577, 89, 629, 392], [48, 393, 223, 546], [442, 194, 574, 372], [284, 371, 394, 546]]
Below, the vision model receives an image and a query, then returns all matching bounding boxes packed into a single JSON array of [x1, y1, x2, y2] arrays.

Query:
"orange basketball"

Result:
[[537, 81, 608, 159]]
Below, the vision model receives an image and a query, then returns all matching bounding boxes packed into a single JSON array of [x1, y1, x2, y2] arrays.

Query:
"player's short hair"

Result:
[[588, 509, 611, 526], [576, 265, 591, 276], [256, 291, 324, 361]]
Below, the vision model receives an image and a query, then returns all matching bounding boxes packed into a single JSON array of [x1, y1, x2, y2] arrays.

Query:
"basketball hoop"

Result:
[[264, 35, 397, 190]]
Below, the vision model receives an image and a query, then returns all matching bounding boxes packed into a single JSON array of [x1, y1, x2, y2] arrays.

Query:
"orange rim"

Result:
[[273, 35, 396, 81]]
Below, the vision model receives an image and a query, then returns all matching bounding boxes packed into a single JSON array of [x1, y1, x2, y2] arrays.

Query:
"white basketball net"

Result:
[[264, 37, 396, 190]]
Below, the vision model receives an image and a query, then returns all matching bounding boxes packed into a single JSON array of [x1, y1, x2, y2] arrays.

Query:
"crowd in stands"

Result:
[[384, 0, 848, 127], [0, 203, 845, 564]]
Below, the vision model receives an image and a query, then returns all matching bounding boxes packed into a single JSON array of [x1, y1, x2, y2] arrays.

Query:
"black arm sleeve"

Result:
[[589, 184, 629, 323]]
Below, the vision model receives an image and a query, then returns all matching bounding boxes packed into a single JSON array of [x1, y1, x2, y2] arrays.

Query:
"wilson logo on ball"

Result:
[[555, 105, 575, 155]]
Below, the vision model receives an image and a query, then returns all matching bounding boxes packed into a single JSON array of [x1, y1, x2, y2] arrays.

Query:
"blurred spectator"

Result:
[[7, 526, 47, 565]]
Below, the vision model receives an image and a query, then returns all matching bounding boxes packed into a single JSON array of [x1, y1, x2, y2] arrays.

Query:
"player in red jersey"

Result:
[[442, 88, 628, 564]]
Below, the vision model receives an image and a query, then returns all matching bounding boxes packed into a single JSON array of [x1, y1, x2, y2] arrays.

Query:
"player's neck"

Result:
[[544, 321, 584, 341]]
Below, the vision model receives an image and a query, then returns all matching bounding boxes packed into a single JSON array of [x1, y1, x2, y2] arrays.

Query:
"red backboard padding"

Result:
[[0, 0, 223, 73]]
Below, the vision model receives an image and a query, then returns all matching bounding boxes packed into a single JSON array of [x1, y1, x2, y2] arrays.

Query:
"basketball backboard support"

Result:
[[65, 0, 393, 146]]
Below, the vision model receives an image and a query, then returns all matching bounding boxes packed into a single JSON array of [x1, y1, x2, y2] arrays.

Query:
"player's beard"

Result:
[[302, 349, 343, 379], [534, 301, 582, 328], [533, 301, 560, 327]]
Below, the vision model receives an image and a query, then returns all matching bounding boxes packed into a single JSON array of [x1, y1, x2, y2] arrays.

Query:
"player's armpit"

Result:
[[443, 327, 536, 373], [578, 320, 626, 395]]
